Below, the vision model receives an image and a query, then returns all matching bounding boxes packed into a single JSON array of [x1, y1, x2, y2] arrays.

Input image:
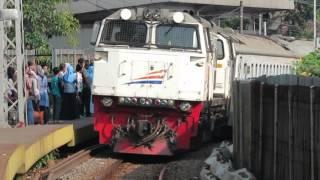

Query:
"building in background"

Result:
[[49, 0, 295, 49]]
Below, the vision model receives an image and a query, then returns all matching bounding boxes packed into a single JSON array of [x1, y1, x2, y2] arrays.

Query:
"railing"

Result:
[[52, 49, 94, 67], [232, 75, 320, 180]]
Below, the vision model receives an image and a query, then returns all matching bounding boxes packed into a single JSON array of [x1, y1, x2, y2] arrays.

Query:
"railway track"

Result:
[[38, 142, 217, 180], [39, 144, 122, 180], [158, 165, 168, 180]]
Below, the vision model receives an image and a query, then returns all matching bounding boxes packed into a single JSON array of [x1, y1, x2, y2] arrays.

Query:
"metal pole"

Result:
[[264, 21, 267, 36], [15, 0, 24, 126], [273, 85, 278, 180], [259, 13, 262, 36], [240, 1, 244, 34], [314, 0, 317, 49], [310, 86, 315, 180], [253, 16, 256, 34], [0, 0, 25, 126], [0, 0, 5, 125]]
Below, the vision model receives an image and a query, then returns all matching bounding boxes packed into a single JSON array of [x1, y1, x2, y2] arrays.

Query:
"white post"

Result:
[[253, 16, 256, 34], [259, 13, 262, 36], [240, 1, 244, 34], [0, 0, 5, 125], [0, 0, 25, 126], [264, 21, 267, 36]]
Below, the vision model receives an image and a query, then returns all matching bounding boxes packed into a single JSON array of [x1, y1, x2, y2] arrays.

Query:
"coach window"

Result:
[[217, 39, 225, 60]]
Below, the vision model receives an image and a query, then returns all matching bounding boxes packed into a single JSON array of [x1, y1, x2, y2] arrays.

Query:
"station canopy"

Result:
[[68, 0, 294, 21]]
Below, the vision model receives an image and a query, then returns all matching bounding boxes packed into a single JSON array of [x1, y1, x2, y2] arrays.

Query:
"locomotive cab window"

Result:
[[100, 20, 147, 47], [155, 24, 199, 49], [217, 39, 225, 60]]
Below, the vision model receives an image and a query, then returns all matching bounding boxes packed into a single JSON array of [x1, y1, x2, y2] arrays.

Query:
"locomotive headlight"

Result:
[[145, 99, 153, 105], [140, 98, 146, 105], [120, 8, 133, 20], [132, 97, 138, 104], [173, 12, 184, 23], [160, 99, 168, 106], [101, 97, 113, 107], [155, 99, 161, 105], [179, 102, 191, 112], [168, 100, 175, 106], [124, 97, 132, 103], [119, 97, 125, 104]]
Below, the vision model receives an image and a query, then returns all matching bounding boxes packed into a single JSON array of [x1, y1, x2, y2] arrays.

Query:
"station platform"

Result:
[[0, 118, 97, 180]]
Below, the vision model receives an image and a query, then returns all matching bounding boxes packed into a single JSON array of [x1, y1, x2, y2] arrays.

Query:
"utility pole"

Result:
[[314, 0, 317, 50], [240, 1, 244, 34], [0, 0, 25, 126]]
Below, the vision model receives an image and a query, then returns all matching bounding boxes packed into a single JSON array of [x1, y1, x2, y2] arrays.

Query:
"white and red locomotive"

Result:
[[91, 7, 297, 155]]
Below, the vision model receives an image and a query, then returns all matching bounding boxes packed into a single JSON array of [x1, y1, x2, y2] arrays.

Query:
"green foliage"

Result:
[[284, 3, 313, 27], [23, 0, 80, 49], [297, 30, 313, 39], [295, 51, 320, 77], [31, 150, 60, 170], [284, 3, 320, 39], [220, 18, 250, 30]]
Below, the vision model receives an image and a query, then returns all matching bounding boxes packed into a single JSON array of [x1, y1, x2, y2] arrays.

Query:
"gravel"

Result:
[[113, 143, 218, 180], [58, 143, 218, 180], [59, 158, 118, 180]]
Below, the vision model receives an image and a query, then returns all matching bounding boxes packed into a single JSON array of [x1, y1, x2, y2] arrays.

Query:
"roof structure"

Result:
[[218, 31, 312, 58], [67, 0, 295, 15]]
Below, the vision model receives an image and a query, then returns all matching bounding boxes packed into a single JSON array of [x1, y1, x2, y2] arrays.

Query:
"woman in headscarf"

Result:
[[61, 63, 78, 120], [36, 65, 49, 124]]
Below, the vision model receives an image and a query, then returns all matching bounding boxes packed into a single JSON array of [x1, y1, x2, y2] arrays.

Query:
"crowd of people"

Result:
[[22, 58, 94, 125]]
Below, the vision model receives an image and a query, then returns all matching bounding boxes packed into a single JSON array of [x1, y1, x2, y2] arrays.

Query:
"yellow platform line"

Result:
[[2, 125, 75, 180]]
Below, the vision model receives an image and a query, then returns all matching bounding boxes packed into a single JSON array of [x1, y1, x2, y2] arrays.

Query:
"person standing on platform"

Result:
[[51, 67, 63, 122], [82, 60, 91, 117], [87, 63, 94, 115], [25, 60, 39, 125], [76, 64, 84, 118], [37, 65, 50, 124], [61, 63, 77, 120], [78, 58, 90, 117]]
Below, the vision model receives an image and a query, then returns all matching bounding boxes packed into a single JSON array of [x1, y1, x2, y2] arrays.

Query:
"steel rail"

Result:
[[158, 165, 168, 180], [39, 144, 104, 180]]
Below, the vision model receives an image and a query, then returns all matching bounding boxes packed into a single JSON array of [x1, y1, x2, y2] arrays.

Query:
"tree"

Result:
[[295, 51, 320, 77], [284, 3, 313, 27], [23, 0, 80, 50]]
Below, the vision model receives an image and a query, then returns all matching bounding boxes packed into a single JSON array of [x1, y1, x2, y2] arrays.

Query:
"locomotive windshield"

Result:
[[99, 20, 200, 50], [155, 24, 199, 49], [100, 20, 147, 47]]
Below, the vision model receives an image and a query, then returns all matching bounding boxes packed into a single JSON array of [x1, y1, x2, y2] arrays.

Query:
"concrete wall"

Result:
[[49, 24, 93, 49]]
